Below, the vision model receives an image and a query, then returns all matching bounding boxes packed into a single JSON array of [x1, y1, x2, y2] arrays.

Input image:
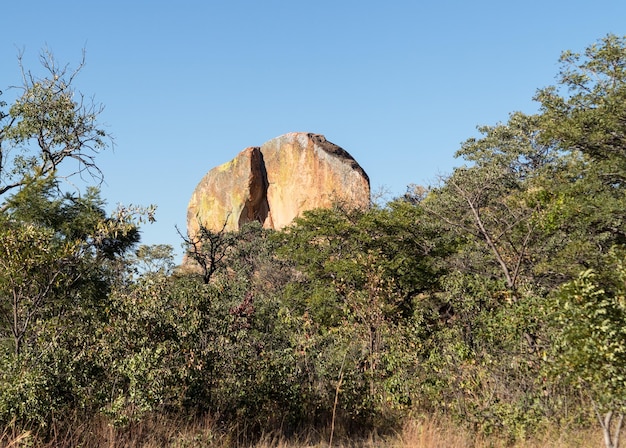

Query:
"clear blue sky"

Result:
[[2, 1, 626, 261]]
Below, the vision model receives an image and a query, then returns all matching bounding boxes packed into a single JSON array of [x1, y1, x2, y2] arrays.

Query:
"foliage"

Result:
[[0, 52, 144, 430], [0, 181, 146, 427], [273, 203, 443, 429], [0, 49, 110, 200], [553, 261, 626, 408], [537, 34, 626, 176], [415, 36, 626, 438], [550, 248, 626, 447], [423, 112, 564, 292]]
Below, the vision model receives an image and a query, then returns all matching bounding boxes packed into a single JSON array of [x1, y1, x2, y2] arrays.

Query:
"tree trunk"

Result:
[[596, 409, 624, 448]]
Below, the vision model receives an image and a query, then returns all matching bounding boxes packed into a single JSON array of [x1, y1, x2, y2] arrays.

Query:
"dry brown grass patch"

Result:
[[0, 414, 606, 448]]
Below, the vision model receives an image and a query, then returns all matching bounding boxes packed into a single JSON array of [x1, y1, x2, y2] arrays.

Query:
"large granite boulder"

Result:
[[187, 132, 370, 238]]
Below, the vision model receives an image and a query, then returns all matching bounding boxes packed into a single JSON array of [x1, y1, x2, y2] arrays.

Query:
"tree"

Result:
[[532, 41, 626, 445], [423, 112, 559, 292], [131, 244, 176, 279], [0, 51, 151, 429], [533, 34, 626, 276], [418, 101, 595, 439], [0, 218, 77, 356], [537, 34, 626, 181], [278, 202, 440, 323], [275, 202, 443, 427], [422, 36, 626, 440], [0, 49, 110, 202], [551, 248, 626, 448], [0, 176, 149, 429], [180, 218, 238, 284], [0, 177, 143, 350]]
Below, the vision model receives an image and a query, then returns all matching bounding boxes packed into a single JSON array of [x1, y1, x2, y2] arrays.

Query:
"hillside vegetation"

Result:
[[3, 36, 626, 447]]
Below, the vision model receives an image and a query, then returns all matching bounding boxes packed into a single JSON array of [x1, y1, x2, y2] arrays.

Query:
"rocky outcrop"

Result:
[[187, 132, 370, 238]]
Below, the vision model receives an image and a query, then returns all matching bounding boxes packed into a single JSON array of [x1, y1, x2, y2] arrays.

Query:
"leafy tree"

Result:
[[419, 35, 626, 440], [0, 177, 147, 426], [537, 34, 626, 179], [131, 244, 176, 279], [275, 202, 443, 428], [531, 39, 626, 445], [534, 34, 626, 275], [0, 51, 151, 430], [0, 49, 110, 202], [551, 248, 626, 448], [0, 216, 78, 356], [423, 112, 560, 292], [418, 85, 588, 438], [279, 202, 441, 318], [0, 178, 140, 356]]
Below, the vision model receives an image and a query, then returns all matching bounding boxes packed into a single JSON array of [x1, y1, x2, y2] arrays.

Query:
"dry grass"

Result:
[[394, 417, 601, 448], [0, 414, 605, 448]]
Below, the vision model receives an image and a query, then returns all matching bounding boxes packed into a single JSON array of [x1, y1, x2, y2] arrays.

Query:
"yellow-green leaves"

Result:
[[552, 249, 626, 414], [0, 50, 110, 198]]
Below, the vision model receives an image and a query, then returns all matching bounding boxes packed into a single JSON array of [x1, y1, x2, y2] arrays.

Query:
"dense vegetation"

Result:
[[3, 36, 626, 447]]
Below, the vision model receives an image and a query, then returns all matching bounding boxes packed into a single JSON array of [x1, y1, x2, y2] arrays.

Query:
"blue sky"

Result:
[[2, 1, 626, 261]]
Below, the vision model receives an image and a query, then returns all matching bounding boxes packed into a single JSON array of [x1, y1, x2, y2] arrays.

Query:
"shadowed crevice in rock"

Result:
[[238, 148, 270, 228]]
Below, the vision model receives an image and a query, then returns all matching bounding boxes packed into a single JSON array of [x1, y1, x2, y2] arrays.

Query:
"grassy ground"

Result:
[[1, 415, 602, 448]]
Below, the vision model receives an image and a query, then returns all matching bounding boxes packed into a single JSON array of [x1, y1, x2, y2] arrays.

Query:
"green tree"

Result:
[[0, 176, 147, 425], [537, 34, 626, 178], [551, 248, 626, 448], [0, 50, 110, 201], [275, 202, 442, 428], [423, 112, 560, 292], [0, 215, 79, 356], [534, 34, 626, 274], [0, 51, 151, 430], [0, 178, 141, 356], [418, 35, 626, 440], [418, 90, 582, 439]]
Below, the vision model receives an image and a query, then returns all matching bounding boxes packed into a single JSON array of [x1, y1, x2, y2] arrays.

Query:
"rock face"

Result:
[[187, 132, 370, 238]]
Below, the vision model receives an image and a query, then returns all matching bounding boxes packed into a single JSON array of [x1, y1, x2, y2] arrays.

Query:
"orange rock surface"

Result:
[[187, 132, 370, 238]]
